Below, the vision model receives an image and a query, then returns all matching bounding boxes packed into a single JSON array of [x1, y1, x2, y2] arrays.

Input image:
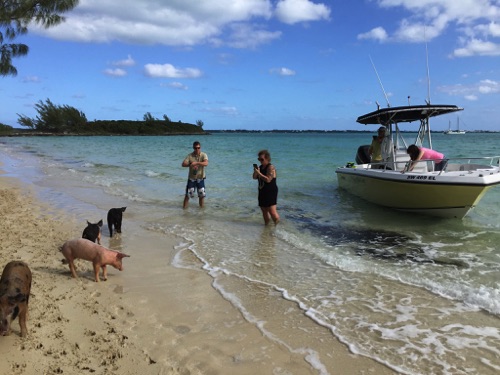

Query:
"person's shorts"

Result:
[[185, 179, 206, 198], [435, 157, 447, 171]]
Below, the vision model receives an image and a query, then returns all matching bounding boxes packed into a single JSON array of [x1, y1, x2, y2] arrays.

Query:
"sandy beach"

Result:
[[0, 168, 396, 374]]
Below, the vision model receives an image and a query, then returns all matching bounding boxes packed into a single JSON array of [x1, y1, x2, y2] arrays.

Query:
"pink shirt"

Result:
[[421, 147, 444, 161]]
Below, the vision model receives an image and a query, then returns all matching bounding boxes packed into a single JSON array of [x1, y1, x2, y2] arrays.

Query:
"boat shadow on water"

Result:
[[290, 213, 468, 268]]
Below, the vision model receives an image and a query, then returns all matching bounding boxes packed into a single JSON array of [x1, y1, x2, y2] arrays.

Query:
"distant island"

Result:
[[0, 99, 207, 136], [1, 99, 497, 136], [0, 120, 207, 136], [3, 126, 498, 137]]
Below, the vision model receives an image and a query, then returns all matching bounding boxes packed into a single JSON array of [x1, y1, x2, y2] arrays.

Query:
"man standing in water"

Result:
[[182, 141, 208, 208]]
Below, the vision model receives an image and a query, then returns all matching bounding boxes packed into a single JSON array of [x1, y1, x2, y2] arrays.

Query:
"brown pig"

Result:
[[61, 238, 130, 282], [0, 261, 32, 338]]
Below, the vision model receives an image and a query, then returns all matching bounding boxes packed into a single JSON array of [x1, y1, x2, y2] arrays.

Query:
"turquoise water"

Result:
[[1, 132, 500, 374]]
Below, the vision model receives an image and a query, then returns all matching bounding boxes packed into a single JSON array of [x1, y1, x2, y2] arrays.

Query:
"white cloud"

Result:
[[472, 21, 500, 38], [361, 0, 500, 56], [112, 54, 135, 67], [104, 68, 127, 77], [30, 0, 328, 49], [393, 17, 445, 42], [453, 38, 500, 57], [464, 95, 478, 101], [201, 106, 239, 117], [439, 79, 500, 99], [357, 27, 388, 42], [22, 76, 41, 83], [162, 82, 188, 90], [478, 79, 500, 93], [270, 67, 296, 76], [144, 64, 202, 79], [220, 23, 282, 49], [275, 0, 331, 25]]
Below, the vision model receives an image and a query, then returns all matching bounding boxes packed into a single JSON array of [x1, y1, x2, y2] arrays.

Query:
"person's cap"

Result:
[[378, 126, 385, 132]]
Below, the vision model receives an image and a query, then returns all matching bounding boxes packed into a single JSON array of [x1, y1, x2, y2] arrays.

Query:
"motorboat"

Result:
[[335, 104, 500, 218], [444, 118, 466, 135]]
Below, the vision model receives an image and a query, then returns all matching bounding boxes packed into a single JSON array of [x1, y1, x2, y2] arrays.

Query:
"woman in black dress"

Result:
[[253, 149, 280, 225]]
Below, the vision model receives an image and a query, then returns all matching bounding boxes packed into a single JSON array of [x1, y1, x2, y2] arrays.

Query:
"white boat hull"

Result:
[[342, 104, 499, 218], [336, 166, 500, 218]]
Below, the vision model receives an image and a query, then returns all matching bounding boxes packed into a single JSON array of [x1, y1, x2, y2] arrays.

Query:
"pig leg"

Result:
[[18, 306, 28, 338], [92, 263, 101, 282], [101, 265, 108, 281], [68, 259, 78, 278], [116, 220, 122, 233]]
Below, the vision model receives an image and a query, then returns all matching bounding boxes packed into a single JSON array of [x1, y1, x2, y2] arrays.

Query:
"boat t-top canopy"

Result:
[[357, 104, 463, 126]]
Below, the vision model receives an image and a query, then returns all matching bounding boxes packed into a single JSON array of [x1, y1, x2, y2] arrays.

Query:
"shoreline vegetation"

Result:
[[0, 99, 497, 135], [0, 99, 498, 135], [0, 98, 207, 136], [0, 120, 207, 137], [1, 128, 499, 136]]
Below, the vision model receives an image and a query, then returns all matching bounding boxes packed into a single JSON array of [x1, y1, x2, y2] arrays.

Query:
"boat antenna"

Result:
[[425, 30, 431, 104], [369, 55, 390, 107]]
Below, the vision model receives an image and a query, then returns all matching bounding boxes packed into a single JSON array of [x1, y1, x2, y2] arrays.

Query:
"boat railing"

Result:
[[367, 161, 392, 170], [400, 156, 500, 174], [442, 156, 500, 172], [367, 156, 500, 173]]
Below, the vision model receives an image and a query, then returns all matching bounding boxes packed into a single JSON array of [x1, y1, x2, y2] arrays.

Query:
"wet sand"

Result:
[[0, 169, 396, 374]]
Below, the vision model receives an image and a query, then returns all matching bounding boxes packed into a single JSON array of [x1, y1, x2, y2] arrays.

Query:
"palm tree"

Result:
[[1, 0, 79, 76]]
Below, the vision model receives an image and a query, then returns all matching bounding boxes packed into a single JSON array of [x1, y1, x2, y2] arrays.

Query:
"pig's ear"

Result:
[[117, 253, 130, 259]]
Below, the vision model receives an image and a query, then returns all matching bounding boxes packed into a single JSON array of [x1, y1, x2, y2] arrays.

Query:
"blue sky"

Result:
[[2, 0, 500, 131]]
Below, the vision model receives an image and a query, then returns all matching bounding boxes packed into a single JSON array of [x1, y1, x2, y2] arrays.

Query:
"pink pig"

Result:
[[61, 238, 130, 282]]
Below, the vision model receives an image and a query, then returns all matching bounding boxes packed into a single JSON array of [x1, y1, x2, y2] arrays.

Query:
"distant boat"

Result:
[[444, 118, 466, 135]]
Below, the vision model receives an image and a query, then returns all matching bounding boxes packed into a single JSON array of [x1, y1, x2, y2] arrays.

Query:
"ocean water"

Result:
[[1, 132, 500, 374]]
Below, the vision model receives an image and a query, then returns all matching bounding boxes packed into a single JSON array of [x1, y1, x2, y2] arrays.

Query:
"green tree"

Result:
[[1, 0, 79, 76], [196, 119, 204, 128], [0, 122, 13, 134], [17, 98, 87, 132], [143, 112, 157, 125]]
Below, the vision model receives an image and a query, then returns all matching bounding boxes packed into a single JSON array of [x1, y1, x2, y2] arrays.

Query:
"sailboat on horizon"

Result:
[[444, 117, 466, 135]]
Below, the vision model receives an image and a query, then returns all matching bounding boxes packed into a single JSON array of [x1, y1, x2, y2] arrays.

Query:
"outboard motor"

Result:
[[355, 145, 371, 164]]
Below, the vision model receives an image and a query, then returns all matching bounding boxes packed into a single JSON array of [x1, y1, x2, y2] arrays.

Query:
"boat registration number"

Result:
[[406, 175, 436, 181]]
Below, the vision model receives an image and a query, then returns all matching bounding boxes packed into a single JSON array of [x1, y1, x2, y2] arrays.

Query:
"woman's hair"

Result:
[[258, 149, 271, 162], [407, 144, 420, 160]]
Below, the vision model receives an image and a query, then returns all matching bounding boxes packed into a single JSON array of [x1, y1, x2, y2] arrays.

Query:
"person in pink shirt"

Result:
[[406, 144, 446, 171]]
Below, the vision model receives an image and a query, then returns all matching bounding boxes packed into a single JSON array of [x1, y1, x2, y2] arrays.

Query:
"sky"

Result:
[[1, 0, 500, 131]]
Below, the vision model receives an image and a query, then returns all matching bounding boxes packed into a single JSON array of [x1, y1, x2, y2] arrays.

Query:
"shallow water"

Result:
[[1, 132, 499, 374]]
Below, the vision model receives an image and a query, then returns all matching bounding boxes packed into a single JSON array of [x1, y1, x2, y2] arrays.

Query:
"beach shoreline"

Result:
[[0, 167, 396, 374]]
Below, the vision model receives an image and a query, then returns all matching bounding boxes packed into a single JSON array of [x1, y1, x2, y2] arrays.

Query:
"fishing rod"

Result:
[[369, 55, 391, 108], [425, 38, 431, 105]]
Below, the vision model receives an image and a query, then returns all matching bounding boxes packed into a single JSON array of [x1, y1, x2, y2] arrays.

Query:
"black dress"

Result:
[[258, 164, 278, 207]]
